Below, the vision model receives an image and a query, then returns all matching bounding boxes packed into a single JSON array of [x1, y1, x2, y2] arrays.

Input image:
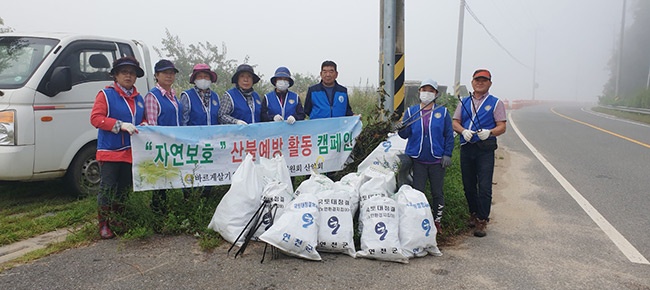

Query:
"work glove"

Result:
[[477, 129, 491, 141], [120, 122, 138, 135], [273, 114, 283, 122], [462, 129, 475, 142], [236, 120, 248, 125], [441, 156, 452, 168], [286, 115, 296, 125]]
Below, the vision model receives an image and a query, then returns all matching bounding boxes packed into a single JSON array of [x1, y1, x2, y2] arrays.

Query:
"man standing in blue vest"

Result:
[[452, 69, 507, 238], [304, 60, 354, 119], [262, 66, 305, 124]]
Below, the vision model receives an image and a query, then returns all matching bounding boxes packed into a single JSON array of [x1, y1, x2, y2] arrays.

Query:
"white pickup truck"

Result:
[[0, 32, 154, 195]]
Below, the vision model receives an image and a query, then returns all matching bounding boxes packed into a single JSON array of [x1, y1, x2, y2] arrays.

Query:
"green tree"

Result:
[[601, 1, 650, 107], [153, 29, 320, 100], [154, 28, 249, 95], [0, 17, 14, 33]]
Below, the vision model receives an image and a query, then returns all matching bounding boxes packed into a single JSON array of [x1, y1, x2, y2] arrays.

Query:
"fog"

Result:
[[1, 0, 629, 101]]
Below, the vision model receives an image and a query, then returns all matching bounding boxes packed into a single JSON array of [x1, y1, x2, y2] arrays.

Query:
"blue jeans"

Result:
[[460, 142, 495, 221]]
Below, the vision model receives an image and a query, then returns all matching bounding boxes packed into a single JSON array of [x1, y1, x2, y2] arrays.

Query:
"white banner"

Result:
[[131, 116, 362, 191]]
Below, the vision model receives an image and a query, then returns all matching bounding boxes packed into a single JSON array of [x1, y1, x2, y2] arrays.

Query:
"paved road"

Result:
[[1, 102, 649, 289]]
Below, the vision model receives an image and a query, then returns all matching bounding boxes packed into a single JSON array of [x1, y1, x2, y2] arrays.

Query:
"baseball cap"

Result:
[[472, 69, 491, 80]]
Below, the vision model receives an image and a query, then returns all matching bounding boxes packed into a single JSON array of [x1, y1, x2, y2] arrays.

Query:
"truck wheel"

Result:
[[65, 144, 100, 197]]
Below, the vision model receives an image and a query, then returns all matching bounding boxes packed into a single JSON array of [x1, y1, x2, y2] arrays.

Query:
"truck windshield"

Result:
[[0, 37, 59, 89]]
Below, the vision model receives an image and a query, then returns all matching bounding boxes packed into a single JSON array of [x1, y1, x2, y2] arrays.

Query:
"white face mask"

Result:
[[419, 91, 437, 104], [195, 79, 212, 90], [275, 80, 290, 92]]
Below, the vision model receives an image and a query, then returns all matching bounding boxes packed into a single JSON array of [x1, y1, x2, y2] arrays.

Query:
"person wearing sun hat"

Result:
[[218, 64, 262, 125], [261, 66, 305, 124], [398, 78, 454, 235], [180, 63, 221, 126], [90, 56, 147, 239], [452, 68, 507, 237]]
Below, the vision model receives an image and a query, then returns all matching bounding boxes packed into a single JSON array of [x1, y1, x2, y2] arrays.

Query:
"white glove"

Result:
[[462, 129, 475, 142], [477, 129, 491, 140], [236, 120, 247, 125], [120, 122, 138, 135], [286, 115, 296, 125], [273, 114, 283, 122]]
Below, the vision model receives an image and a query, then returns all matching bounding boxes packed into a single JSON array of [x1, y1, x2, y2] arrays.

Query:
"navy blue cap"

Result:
[[154, 59, 179, 73]]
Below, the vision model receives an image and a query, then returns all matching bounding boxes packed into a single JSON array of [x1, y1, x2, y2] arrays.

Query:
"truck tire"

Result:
[[65, 143, 100, 197]]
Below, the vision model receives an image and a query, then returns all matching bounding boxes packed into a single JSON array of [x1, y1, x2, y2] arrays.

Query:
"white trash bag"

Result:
[[252, 179, 295, 240], [395, 185, 442, 258], [357, 165, 396, 208], [356, 195, 408, 263], [207, 154, 261, 246], [316, 189, 356, 257], [294, 172, 334, 196], [259, 192, 321, 261], [333, 172, 362, 215], [256, 155, 293, 191]]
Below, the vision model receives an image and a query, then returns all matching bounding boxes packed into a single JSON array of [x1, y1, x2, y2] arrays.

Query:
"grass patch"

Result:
[[0, 181, 96, 246], [592, 107, 650, 124]]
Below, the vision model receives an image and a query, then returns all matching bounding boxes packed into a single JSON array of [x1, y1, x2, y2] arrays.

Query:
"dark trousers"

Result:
[[460, 143, 495, 221], [411, 160, 445, 223], [98, 161, 132, 207]]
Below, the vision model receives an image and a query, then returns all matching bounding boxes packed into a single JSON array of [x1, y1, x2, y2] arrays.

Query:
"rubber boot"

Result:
[[98, 206, 115, 239], [110, 203, 126, 234]]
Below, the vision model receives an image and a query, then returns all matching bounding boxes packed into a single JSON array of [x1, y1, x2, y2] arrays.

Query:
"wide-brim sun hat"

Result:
[[109, 56, 145, 78], [231, 64, 260, 84], [190, 63, 218, 83], [270, 66, 294, 87]]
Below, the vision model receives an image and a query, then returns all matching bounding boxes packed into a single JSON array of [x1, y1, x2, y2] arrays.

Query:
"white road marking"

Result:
[[508, 111, 650, 265]]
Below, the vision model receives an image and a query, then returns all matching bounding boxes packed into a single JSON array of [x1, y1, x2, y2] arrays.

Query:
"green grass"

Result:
[[592, 107, 650, 124], [0, 181, 96, 246]]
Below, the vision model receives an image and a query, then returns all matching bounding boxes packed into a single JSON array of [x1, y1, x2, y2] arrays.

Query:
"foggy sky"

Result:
[[2, 0, 628, 101]]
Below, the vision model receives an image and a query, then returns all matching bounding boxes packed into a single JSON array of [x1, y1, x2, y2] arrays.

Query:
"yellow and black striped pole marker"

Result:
[[393, 53, 405, 117]]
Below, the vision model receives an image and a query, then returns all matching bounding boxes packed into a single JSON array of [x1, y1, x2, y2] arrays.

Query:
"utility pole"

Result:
[[379, 0, 404, 115], [380, 0, 396, 114], [453, 0, 466, 96], [614, 0, 627, 98], [532, 30, 537, 100]]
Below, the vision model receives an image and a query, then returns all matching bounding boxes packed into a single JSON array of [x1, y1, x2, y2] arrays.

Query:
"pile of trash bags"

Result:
[[208, 134, 441, 264]]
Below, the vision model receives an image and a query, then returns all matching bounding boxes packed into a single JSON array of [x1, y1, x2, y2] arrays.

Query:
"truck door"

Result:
[[33, 40, 117, 175]]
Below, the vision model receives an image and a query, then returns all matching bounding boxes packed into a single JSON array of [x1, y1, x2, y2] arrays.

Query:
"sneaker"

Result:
[[468, 213, 478, 228], [473, 219, 487, 237]]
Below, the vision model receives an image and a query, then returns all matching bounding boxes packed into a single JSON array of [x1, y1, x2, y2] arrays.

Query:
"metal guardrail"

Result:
[[599, 105, 650, 115]]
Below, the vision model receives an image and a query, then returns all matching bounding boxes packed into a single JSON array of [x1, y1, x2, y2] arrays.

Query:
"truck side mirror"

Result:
[[45, 66, 72, 97]]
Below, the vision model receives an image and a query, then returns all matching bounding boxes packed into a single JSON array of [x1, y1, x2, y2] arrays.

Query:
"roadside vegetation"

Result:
[[0, 85, 470, 272], [592, 105, 650, 125]]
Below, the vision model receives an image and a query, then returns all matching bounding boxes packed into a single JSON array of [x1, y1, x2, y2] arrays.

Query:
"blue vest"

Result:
[[226, 87, 261, 124], [264, 90, 300, 119], [182, 89, 220, 125], [309, 85, 348, 119], [149, 87, 182, 126], [402, 105, 452, 159], [97, 88, 145, 151], [459, 94, 499, 144]]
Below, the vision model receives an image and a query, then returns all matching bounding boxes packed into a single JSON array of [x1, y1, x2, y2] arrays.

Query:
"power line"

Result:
[[464, 2, 532, 70]]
